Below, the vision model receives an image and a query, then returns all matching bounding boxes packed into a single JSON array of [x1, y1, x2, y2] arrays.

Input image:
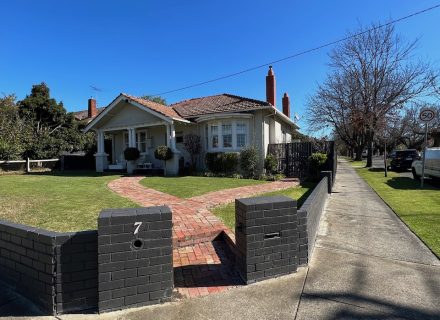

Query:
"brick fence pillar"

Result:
[[97, 207, 173, 313], [235, 196, 298, 284]]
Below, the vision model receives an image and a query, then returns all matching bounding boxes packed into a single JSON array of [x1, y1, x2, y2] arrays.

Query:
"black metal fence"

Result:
[[267, 141, 336, 179]]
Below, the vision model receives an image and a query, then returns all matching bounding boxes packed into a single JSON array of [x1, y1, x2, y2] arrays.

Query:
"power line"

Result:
[[151, 3, 440, 96]]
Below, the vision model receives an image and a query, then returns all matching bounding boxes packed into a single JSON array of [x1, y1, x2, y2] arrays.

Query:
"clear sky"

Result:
[[1, 0, 439, 134]]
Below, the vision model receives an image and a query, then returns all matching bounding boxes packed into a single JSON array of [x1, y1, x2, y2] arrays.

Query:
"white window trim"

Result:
[[207, 119, 249, 152]]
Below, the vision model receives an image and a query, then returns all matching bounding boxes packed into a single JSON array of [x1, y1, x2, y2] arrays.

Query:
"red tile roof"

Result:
[[171, 94, 271, 118], [72, 107, 105, 121], [121, 93, 187, 121]]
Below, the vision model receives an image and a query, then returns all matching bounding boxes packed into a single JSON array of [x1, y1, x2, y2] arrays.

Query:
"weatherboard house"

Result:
[[80, 66, 299, 175]]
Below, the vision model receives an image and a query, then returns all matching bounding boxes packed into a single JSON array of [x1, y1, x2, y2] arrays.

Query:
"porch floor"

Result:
[[107, 176, 299, 298]]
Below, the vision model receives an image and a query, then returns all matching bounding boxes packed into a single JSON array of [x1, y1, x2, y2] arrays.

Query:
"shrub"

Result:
[[309, 152, 328, 181], [264, 153, 278, 174], [154, 146, 173, 161], [124, 147, 140, 161], [240, 146, 259, 178], [205, 152, 239, 175], [222, 153, 239, 174], [154, 146, 173, 172]]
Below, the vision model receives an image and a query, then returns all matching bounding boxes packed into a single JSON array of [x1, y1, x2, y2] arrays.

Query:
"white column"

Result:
[[170, 124, 176, 151], [128, 128, 136, 148], [97, 131, 105, 154], [166, 124, 171, 148]]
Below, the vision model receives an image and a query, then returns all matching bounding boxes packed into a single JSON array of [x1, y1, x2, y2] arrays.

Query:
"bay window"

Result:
[[207, 120, 248, 151]]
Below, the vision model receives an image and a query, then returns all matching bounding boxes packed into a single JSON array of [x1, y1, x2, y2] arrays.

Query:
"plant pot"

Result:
[[127, 161, 137, 175]]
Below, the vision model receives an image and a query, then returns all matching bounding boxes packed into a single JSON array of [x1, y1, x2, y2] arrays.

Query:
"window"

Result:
[[211, 125, 219, 148], [236, 122, 247, 147], [137, 131, 148, 153], [222, 123, 232, 148], [208, 120, 249, 150], [176, 131, 184, 144]]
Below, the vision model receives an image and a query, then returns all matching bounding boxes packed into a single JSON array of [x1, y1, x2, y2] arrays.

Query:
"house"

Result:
[[82, 66, 299, 175]]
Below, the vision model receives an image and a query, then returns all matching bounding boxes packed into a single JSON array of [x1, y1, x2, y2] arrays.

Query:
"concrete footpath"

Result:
[[2, 160, 440, 320]]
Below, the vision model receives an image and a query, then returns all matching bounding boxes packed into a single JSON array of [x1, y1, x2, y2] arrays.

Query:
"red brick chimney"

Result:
[[88, 98, 97, 118], [282, 92, 290, 118], [266, 66, 276, 106]]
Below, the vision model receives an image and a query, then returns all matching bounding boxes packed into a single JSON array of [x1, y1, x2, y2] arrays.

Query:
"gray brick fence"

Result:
[[0, 173, 332, 315]]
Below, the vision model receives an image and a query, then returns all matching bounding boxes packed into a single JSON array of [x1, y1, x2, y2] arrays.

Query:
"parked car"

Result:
[[387, 149, 420, 171], [412, 147, 440, 180]]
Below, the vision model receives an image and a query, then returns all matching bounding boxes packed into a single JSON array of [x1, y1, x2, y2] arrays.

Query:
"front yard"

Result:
[[140, 176, 268, 198], [0, 172, 137, 232], [0, 173, 275, 232], [355, 167, 440, 257], [212, 181, 316, 231]]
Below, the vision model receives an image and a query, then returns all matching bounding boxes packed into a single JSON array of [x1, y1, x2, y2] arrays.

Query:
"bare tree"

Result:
[[307, 24, 437, 165]]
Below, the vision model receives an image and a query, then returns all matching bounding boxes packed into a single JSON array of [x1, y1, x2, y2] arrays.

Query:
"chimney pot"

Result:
[[282, 92, 291, 118], [88, 98, 97, 118], [266, 66, 276, 106]]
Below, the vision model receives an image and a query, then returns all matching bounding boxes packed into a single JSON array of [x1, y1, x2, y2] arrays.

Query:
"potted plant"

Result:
[[124, 147, 140, 174], [154, 145, 173, 175]]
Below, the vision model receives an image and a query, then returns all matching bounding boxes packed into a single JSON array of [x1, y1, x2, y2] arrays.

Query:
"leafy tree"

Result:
[[141, 95, 167, 105]]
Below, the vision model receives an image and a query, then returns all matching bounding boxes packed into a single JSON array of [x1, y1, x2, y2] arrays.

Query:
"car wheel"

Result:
[[412, 168, 420, 180]]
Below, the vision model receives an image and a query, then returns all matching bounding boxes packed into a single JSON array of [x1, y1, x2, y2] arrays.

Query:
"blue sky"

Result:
[[1, 1, 439, 134]]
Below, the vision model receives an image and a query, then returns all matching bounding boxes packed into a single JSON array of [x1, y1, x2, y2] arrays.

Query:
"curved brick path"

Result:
[[107, 176, 298, 298], [108, 176, 299, 246]]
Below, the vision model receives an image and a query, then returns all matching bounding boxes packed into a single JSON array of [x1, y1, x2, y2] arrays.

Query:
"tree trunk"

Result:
[[355, 146, 363, 161], [366, 141, 373, 167]]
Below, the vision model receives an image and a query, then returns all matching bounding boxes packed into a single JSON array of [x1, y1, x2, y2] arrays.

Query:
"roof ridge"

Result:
[[222, 93, 271, 106]]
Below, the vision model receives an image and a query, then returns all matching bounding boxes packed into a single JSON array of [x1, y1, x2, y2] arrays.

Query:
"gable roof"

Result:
[[121, 93, 186, 122], [171, 94, 271, 118]]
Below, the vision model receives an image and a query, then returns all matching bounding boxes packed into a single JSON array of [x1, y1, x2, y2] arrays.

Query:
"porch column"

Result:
[[97, 130, 105, 153], [166, 124, 171, 148], [170, 124, 176, 151], [95, 130, 108, 172], [128, 128, 136, 148]]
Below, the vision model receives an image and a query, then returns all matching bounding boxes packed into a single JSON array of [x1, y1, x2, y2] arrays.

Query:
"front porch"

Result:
[[95, 123, 181, 175]]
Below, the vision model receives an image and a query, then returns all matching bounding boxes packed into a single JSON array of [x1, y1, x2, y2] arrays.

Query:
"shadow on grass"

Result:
[[386, 177, 439, 191], [297, 182, 317, 209], [27, 170, 127, 178]]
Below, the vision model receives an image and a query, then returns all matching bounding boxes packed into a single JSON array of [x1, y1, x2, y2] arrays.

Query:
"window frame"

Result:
[[207, 119, 249, 152]]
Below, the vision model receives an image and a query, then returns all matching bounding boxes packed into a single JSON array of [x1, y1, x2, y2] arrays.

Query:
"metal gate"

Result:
[[267, 141, 336, 178]]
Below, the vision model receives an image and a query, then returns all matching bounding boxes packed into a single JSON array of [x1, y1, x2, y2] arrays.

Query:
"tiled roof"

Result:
[[170, 94, 271, 118], [121, 93, 187, 121], [72, 107, 105, 121]]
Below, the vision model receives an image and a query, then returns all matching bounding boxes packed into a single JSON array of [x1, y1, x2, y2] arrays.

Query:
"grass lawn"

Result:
[[356, 168, 440, 257], [212, 182, 316, 231], [140, 176, 268, 198], [0, 172, 137, 232]]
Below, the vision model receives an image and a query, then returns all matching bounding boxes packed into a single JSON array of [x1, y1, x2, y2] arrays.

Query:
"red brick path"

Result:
[[107, 176, 298, 298]]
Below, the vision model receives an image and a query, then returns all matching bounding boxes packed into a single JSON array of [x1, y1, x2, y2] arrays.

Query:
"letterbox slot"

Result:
[[264, 232, 280, 239]]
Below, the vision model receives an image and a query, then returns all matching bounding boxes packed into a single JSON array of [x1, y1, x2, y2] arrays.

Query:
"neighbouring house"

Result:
[[82, 66, 299, 175]]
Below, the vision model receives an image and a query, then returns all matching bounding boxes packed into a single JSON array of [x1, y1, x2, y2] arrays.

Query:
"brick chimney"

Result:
[[266, 66, 276, 106], [88, 98, 97, 118], [282, 92, 290, 118]]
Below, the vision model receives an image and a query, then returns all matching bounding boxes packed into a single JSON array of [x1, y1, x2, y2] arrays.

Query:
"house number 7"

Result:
[[134, 222, 142, 235]]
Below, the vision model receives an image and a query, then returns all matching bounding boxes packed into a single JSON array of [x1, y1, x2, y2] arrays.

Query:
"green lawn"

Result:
[[356, 168, 440, 257], [140, 176, 268, 198], [212, 182, 316, 231], [0, 172, 137, 232]]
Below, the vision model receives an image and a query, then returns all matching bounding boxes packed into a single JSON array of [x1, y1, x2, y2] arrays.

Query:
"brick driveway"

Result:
[[108, 176, 298, 298]]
